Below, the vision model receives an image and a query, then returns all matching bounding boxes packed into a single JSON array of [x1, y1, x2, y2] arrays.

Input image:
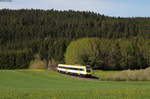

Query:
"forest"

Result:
[[0, 9, 150, 70]]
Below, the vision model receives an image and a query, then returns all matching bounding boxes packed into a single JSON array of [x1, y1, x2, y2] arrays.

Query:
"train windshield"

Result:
[[86, 65, 91, 72]]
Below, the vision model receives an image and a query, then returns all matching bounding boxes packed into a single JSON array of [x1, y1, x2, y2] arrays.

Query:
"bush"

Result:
[[109, 68, 150, 81], [29, 54, 46, 69], [29, 60, 46, 69]]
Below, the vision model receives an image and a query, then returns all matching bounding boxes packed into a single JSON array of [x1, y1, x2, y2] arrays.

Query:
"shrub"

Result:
[[109, 68, 150, 81], [29, 54, 46, 69], [29, 60, 46, 69]]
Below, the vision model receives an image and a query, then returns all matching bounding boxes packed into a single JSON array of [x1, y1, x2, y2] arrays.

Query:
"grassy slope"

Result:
[[0, 70, 150, 99]]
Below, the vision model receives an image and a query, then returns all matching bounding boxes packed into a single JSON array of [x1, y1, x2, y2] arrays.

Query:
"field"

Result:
[[0, 70, 150, 99]]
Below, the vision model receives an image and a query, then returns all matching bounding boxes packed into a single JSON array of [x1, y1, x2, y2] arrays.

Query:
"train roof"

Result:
[[58, 64, 86, 67]]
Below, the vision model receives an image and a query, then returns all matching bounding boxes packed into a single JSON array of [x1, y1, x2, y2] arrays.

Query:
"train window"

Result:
[[58, 66, 84, 71]]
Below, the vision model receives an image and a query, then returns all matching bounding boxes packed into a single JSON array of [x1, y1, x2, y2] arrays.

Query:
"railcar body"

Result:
[[57, 64, 92, 76]]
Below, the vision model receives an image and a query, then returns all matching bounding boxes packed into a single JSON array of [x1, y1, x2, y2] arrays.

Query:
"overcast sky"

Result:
[[0, 0, 150, 17]]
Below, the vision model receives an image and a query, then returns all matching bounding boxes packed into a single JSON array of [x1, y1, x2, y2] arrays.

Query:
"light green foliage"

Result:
[[0, 70, 150, 99], [65, 38, 150, 70], [65, 38, 102, 69], [65, 38, 90, 65]]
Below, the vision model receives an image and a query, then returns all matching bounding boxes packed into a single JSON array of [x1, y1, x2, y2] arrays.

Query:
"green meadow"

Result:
[[0, 70, 150, 99]]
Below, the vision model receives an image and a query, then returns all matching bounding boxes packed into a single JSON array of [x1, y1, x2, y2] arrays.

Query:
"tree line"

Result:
[[0, 9, 150, 69], [0, 49, 33, 69]]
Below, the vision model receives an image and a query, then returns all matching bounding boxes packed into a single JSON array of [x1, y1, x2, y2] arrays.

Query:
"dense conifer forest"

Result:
[[0, 9, 149, 69]]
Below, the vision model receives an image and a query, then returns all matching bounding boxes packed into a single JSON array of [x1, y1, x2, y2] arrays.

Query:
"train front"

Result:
[[86, 65, 92, 76]]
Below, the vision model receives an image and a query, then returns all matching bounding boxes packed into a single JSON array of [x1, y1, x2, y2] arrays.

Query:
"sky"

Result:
[[0, 0, 150, 17]]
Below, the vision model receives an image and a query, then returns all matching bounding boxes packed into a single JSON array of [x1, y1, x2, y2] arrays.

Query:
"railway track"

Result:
[[67, 74, 99, 81]]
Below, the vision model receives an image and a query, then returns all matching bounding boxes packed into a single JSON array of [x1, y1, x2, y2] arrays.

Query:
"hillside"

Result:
[[0, 9, 150, 69], [0, 70, 150, 99], [0, 9, 150, 43]]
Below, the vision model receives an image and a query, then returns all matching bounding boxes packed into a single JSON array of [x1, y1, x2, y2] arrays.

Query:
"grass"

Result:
[[0, 70, 150, 99], [93, 70, 119, 80]]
